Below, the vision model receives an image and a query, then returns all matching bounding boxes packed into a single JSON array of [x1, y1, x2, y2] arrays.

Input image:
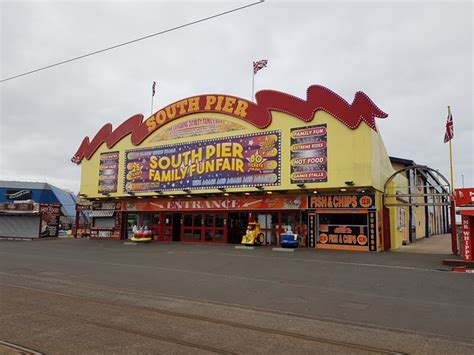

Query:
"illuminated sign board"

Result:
[[290, 124, 327, 183], [309, 194, 375, 209], [124, 131, 281, 192]]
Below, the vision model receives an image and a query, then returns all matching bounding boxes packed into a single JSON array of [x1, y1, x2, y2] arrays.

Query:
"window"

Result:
[[317, 213, 369, 247]]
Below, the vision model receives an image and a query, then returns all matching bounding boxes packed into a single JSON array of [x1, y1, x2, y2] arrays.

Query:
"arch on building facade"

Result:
[[383, 165, 451, 207], [382, 165, 452, 248]]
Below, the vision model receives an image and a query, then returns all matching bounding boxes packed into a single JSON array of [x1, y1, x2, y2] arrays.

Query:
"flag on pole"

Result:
[[152, 81, 156, 97], [253, 60, 268, 75], [443, 110, 454, 143]]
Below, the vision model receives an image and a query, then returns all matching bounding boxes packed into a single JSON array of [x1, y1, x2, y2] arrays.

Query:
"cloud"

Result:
[[1, 0, 472, 193]]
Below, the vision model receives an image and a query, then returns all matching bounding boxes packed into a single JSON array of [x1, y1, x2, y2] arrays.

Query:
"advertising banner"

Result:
[[0, 203, 34, 212], [6, 190, 32, 201], [318, 224, 369, 249], [124, 131, 280, 192], [290, 124, 327, 183], [150, 117, 245, 142], [308, 213, 316, 248], [98, 151, 119, 193], [455, 188, 474, 206], [123, 195, 306, 211], [39, 203, 61, 237], [461, 216, 472, 261], [92, 201, 121, 210], [368, 210, 377, 251]]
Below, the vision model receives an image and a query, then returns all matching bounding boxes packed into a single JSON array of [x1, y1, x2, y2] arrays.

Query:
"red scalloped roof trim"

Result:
[[71, 85, 387, 164]]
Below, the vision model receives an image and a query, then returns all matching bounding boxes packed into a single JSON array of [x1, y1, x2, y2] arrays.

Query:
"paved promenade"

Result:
[[1, 239, 472, 354], [395, 233, 453, 254]]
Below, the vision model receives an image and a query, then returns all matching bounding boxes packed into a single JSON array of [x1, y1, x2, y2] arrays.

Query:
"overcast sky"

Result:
[[1, 0, 472, 194]]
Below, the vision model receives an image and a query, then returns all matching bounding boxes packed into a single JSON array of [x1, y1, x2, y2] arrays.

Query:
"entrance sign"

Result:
[[124, 131, 281, 192], [123, 195, 307, 211]]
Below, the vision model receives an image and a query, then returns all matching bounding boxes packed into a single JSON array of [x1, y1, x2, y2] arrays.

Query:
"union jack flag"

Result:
[[253, 60, 268, 75], [443, 111, 454, 143], [152, 81, 156, 97]]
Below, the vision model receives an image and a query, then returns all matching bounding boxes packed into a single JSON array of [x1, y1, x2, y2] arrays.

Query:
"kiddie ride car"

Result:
[[241, 222, 265, 246], [131, 227, 153, 242], [280, 226, 300, 248]]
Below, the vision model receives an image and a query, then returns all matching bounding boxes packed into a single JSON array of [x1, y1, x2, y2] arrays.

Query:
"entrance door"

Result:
[[203, 213, 226, 243], [172, 213, 181, 241], [162, 214, 174, 241], [182, 212, 227, 243], [228, 213, 248, 244]]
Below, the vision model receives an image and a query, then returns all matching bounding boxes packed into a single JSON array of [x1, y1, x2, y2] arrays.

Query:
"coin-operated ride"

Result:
[[241, 222, 265, 246], [280, 226, 300, 248], [131, 226, 152, 243]]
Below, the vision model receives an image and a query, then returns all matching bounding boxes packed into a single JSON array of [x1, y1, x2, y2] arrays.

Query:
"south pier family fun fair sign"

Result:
[[124, 132, 280, 192]]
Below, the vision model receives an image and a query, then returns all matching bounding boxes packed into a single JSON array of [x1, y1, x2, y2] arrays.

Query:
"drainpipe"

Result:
[[424, 184, 430, 238], [409, 169, 416, 243], [450, 198, 458, 255]]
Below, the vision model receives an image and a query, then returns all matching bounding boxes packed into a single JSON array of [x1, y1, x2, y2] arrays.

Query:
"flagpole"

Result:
[[251, 67, 255, 102], [447, 105, 457, 255], [448, 106, 454, 192], [150, 81, 156, 116], [151, 95, 154, 116]]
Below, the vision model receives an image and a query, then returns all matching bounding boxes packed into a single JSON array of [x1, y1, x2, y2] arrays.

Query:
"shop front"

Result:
[[0, 202, 62, 239], [73, 83, 411, 251], [119, 195, 308, 245], [308, 193, 377, 251]]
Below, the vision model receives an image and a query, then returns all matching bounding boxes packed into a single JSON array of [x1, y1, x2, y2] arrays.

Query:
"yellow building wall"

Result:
[[80, 110, 376, 198], [78, 104, 407, 250], [383, 174, 409, 250], [413, 175, 426, 239]]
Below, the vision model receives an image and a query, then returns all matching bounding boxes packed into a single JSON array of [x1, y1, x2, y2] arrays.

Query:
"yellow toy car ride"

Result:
[[241, 222, 265, 246]]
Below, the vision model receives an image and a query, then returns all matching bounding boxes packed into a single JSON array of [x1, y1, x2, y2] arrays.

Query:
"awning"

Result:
[[90, 210, 115, 218]]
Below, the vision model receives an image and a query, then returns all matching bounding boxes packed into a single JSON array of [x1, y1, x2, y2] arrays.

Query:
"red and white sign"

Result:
[[455, 188, 474, 207], [461, 216, 473, 261]]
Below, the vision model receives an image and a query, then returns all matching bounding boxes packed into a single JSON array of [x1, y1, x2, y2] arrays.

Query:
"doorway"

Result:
[[228, 213, 248, 244], [172, 213, 181, 241], [181, 212, 227, 243], [162, 213, 182, 242]]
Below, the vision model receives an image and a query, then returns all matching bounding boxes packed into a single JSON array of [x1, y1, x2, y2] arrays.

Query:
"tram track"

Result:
[[2, 272, 472, 346], [2, 282, 405, 354], [4, 302, 235, 354]]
